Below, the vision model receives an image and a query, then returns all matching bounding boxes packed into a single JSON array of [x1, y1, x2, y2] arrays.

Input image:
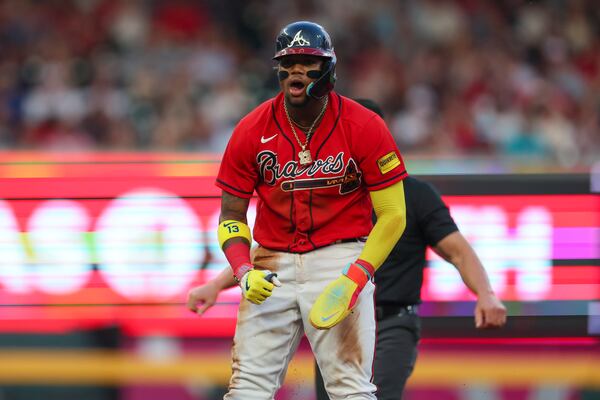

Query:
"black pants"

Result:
[[315, 312, 421, 400]]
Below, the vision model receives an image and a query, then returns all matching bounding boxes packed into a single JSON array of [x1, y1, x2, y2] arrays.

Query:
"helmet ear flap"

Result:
[[306, 55, 337, 99]]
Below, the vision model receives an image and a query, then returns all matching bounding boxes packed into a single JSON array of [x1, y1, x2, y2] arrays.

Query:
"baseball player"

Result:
[[189, 21, 408, 399]]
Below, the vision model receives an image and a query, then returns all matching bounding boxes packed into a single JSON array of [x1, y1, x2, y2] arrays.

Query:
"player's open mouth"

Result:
[[289, 81, 305, 96]]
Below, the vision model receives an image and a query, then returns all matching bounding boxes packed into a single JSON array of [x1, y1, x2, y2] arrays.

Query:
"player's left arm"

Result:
[[359, 179, 407, 268], [433, 232, 507, 328], [357, 114, 408, 269], [310, 180, 406, 329]]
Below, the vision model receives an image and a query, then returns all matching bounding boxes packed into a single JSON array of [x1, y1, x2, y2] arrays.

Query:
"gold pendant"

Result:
[[298, 149, 313, 165]]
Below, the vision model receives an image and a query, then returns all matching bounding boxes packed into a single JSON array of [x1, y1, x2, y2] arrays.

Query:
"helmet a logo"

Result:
[[288, 30, 310, 47]]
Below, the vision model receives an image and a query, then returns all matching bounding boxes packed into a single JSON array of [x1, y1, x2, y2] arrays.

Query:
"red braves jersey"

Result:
[[216, 92, 408, 253]]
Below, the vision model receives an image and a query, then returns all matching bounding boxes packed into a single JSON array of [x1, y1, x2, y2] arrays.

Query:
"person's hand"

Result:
[[309, 262, 373, 330], [475, 291, 507, 328], [239, 267, 281, 305], [187, 281, 220, 315]]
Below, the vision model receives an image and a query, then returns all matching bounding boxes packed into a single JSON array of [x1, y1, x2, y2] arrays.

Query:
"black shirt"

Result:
[[374, 176, 458, 306]]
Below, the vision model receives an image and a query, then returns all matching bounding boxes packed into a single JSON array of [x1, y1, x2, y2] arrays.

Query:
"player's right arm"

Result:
[[218, 191, 280, 305]]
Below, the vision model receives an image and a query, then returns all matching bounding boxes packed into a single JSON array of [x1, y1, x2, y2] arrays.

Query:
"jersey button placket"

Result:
[[293, 190, 311, 248], [297, 192, 310, 228]]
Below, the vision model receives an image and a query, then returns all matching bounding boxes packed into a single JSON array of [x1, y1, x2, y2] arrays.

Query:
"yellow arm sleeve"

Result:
[[358, 180, 407, 269]]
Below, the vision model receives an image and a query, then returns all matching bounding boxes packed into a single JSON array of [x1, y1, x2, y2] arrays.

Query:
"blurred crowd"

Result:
[[0, 0, 598, 167]]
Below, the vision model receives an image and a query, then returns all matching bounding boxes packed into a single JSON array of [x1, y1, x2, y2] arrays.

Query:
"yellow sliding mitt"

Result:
[[309, 260, 374, 330]]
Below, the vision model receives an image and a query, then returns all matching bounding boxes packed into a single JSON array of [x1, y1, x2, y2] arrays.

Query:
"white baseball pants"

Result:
[[224, 242, 377, 400]]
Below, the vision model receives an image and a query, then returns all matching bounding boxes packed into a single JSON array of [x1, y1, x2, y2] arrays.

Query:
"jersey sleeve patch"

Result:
[[377, 152, 401, 174]]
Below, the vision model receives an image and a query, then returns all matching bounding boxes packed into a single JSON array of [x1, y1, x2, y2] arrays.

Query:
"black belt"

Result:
[[375, 305, 419, 321], [334, 237, 368, 244]]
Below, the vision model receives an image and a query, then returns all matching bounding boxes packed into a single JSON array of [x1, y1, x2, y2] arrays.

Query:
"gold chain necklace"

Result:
[[290, 118, 312, 130], [283, 97, 328, 166]]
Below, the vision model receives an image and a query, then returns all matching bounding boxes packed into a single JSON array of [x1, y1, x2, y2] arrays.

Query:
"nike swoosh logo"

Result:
[[321, 311, 340, 322], [261, 134, 278, 144], [245, 279, 250, 292]]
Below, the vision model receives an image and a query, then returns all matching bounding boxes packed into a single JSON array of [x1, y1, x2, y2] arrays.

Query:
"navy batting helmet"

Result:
[[273, 21, 337, 99]]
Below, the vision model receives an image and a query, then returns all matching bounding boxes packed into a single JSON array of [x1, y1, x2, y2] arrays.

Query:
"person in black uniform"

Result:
[[187, 99, 507, 400]]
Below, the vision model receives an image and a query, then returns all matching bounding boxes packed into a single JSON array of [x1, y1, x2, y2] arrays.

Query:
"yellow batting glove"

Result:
[[239, 267, 281, 305], [309, 261, 374, 330]]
